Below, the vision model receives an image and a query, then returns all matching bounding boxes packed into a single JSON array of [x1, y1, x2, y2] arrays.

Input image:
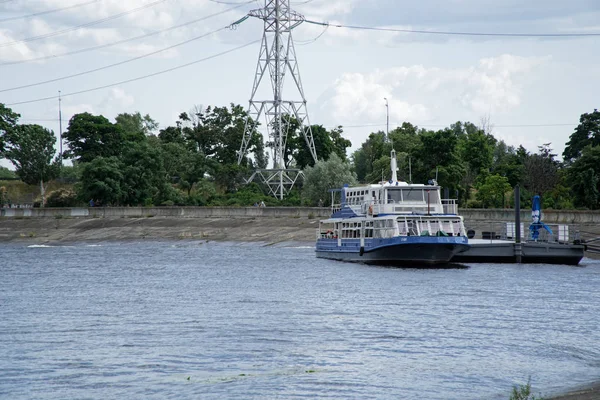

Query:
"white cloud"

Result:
[[107, 87, 135, 108], [319, 54, 549, 122]]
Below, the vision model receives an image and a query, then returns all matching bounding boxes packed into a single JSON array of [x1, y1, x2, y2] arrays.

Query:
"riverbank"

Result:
[[548, 381, 600, 400], [2, 206, 599, 258], [0, 215, 320, 244]]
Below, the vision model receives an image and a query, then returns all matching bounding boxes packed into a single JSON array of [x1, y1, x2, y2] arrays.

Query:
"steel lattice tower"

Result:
[[237, 0, 317, 200]]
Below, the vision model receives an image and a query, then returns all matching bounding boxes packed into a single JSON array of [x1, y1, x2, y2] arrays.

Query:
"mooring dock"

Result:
[[451, 219, 586, 265], [452, 238, 585, 265]]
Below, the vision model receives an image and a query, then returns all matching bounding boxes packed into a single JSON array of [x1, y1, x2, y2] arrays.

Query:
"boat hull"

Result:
[[316, 237, 470, 266]]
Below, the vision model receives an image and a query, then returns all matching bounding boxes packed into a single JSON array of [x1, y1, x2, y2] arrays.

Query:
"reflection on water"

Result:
[[1, 241, 599, 400]]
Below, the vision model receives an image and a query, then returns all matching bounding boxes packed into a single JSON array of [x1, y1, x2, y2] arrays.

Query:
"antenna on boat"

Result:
[[390, 149, 398, 182], [409, 157, 412, 183], [435, 166, 439, 183]]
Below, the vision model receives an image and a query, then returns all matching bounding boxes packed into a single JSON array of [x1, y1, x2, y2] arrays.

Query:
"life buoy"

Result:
[[368, 205, 373, 215]]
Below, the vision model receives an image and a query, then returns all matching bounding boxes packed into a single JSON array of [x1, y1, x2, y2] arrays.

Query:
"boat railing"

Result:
[[442, 199, 458, 215], [467, 221, 578, 244]]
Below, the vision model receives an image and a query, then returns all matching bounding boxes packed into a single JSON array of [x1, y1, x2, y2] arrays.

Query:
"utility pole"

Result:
[[384, 97, 389, 141], [237, 0, 317, 200], [58, 90, 63, 164]]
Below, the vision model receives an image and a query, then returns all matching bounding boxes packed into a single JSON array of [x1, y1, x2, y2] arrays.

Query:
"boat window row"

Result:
[[386, 189, 439, 204]]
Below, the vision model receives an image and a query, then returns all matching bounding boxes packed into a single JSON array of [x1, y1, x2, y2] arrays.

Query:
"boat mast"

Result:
[[390, 149, 398, 182]]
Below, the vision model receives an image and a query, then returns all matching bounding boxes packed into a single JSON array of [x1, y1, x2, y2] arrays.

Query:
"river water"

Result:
[[1, 241, 599, 400]]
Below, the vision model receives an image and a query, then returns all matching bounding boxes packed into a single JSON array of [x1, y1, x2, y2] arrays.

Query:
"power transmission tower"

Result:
[[237, 0, 317, 200]]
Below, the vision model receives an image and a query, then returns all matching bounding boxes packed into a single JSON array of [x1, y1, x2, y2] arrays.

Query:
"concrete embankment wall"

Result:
[[2, 206, 600, 224], [1, 207, 599, 246]]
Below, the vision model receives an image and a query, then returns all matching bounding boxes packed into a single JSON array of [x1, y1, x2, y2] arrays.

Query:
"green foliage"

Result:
[[2, 124, 61, 206], [120, 141, 167, 205], [0, 103, 20, 154], [78, 157, 125, 206], [63, 113, 127, 163], [303, 152, 357, 206], [563, 109, 600, 162], [46, 188, 80, 208], [509, 379, 544, 400], [352, 131, 387, 182], [115, 112, 159, 140], [0, 166, 17, 180], [567, 145, 600, 209], [522, 144, 560, 199], [476, 174, 512, 208], [57, 164, 81, 184]]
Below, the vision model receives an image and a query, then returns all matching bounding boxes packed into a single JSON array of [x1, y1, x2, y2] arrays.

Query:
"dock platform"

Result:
[[452, 239, 585, 265]]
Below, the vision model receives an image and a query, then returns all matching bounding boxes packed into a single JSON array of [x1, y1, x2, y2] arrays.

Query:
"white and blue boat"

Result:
[[316, 150, 470, 266]]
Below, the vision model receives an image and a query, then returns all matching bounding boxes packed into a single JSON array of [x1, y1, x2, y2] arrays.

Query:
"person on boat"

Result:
[[260, 200, 266, 207]]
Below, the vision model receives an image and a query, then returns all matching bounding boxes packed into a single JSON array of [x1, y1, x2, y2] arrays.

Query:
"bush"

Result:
[[46, 188, 80, 207]]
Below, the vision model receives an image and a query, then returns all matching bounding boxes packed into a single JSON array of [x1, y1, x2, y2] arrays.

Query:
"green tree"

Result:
[[120, 141, 168, 205], [0, 103, 20, 154], [303, 152, 357, 206], [2, 124, 60, 206], [491, 141, 524, 187], [0, 166, 17, 180], [563, 109, 600, 163], [115, 112, 159, 141], [352, 131, 387, 182], [78, 157, 125, 206], [63, 113, 126, 163], [567, 145, 600, 209], [522, 143, 560, 198], [476, 174, 512, 208], [293, 124, 351, 169]]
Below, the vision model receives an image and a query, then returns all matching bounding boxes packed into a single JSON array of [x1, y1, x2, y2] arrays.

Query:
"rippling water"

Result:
[[1, 241, 599, 399]]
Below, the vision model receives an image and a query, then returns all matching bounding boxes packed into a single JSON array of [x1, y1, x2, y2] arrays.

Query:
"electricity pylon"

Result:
[[237, 0, 317, 200]]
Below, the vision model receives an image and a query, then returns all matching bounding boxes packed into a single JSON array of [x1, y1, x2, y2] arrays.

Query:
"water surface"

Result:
[[1, 241, 599, 399]]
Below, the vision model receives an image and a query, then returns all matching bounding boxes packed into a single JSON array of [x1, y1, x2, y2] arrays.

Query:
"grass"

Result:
[[509, 379, 544, 400]]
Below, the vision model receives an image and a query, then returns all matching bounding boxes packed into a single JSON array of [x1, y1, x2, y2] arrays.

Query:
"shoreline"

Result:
[[547, 381, 600, 400]]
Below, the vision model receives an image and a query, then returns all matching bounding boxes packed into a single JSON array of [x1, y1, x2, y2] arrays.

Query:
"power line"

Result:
[[305, 20, 600, 38], [6, 40, 259, 106], [0, 0, 101, 23], [0, 0, 168, 48], [0, 1, 254, 67], [0, 25, 231, 93]]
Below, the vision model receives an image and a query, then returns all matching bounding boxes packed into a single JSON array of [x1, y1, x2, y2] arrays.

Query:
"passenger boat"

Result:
[[315, 150, 470, 266]]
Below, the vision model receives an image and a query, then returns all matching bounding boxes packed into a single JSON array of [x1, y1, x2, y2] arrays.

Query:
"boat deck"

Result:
[[453, 239, 585, 265]]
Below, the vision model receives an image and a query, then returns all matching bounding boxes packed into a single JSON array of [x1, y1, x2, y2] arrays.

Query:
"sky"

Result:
[[1, 0, 599, 167]]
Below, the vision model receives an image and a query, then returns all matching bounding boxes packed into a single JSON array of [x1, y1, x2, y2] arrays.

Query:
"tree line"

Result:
[[1, 102, 599, 210]]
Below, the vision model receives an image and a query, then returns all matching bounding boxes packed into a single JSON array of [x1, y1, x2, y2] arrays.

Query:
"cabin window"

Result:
[[387, 189, 402, 203], [402, 189, 424, 202]]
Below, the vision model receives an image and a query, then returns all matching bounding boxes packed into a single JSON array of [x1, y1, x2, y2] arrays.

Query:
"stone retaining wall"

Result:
[[1, 206, 599, 224]]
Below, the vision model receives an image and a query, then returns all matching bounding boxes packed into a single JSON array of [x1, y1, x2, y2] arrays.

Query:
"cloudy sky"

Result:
[[1, 0, 599, 164]]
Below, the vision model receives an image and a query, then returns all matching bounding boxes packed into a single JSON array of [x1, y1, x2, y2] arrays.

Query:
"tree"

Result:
[[563, 109, 600, 163], [293, 124, 351, 169], [0, 104, 20, 154], [0, 166, 17, 180], [78, 157, 125, 206], [303, 153, 357, 206], [120, 141, 168, 205], [63, 113, 126, 163], [115, 112, 159, 141], [567, 145, 600, 209], [476, 174, 512, 208], [522, 143, 560, 199], [352, 131, 387, 182], [2, 124, 60, 206]]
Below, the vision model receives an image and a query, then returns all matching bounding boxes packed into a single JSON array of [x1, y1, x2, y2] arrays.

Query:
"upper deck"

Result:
[[331, 181, 459, 218]]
